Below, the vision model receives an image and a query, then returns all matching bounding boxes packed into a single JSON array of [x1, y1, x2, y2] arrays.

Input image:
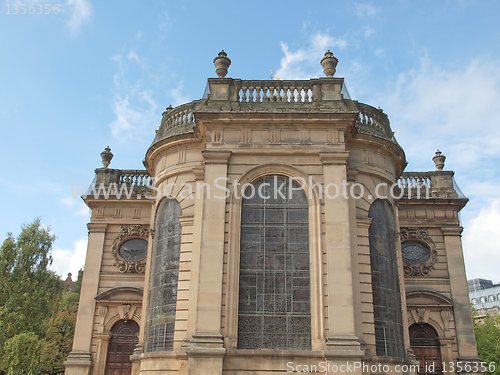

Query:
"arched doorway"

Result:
[[409, 323, 442, 375], [105, 320, 139, 375]]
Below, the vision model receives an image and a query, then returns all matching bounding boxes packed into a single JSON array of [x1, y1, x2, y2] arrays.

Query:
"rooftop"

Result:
[[152, 51, 396, 146]]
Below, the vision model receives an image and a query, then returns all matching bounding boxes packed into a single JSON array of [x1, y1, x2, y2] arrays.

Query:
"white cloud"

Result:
[[463, 199, 500, 283], [374, 57, 500, 282], [51, 238, 88, 278], [170, 80, 191, 107], [61, 196, 76, 207], [127, 49, 141, 64], [66, 0, 93, 36], [380, 57, 500, 174], [387, 58, 500, 134], [61, 197, 90, 218], [109, 91, 158, 141], [109, 50, 159, 142], [355, 3, 379, 18], [275, 32, 348, 80], [159, 12, 171, 40], [364, 26, 374, 38]]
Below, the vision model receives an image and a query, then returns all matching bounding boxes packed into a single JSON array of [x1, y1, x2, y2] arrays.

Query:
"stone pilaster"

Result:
[[442, 226, 479, 360], [320, 152, 363, 365], [94, 333, 112, 375], [130, 344, 142, 375], [65, 223, 107, 374], [187, 151, 230, 375]]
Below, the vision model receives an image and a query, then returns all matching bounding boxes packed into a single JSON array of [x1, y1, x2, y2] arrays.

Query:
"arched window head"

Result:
[[237, 175, 311, 350], [368, 200, 405, 358], [145, 198, 182, 352]]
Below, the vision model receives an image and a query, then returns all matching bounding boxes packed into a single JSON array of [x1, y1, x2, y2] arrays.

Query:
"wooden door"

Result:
[[410, 323, 442, 375], [105, 320, 139, 375]]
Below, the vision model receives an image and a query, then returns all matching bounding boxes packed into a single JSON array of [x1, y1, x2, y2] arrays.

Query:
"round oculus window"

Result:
[[402, 241, 431, 265], [119, 238, 148, 262]]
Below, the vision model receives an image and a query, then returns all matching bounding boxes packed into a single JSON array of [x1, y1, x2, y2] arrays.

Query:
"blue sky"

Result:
[[1, 0, 499, 282]]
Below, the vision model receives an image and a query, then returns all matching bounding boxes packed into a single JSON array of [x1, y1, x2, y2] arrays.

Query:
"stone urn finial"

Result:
[[100, 146, 113, 168], [214, 50, 231, 78], [320, 50, 339, 77], [432, 149, 446, 171]]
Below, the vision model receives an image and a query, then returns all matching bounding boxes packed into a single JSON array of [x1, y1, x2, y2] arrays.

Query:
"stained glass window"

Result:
[[237, 175, 311, 350], [145, 198, 182, 352], [368, 200, 405, 357]]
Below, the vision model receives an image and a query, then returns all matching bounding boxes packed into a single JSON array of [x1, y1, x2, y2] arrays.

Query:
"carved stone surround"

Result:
[[111, 225, 150, 273], [400, 227, 438, 276]]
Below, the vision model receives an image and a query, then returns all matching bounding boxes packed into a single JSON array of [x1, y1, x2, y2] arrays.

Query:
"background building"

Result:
[[65, 52, 479, 375], [469, 279, 500, 320], [468, 279, 495, 293]]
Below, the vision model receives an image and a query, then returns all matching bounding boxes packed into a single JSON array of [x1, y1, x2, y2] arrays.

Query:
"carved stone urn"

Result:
[[432, 150, 446, 171], [320, 50, 338, 77], [213, 50, 231, 78], [100, 146, 113, 168]]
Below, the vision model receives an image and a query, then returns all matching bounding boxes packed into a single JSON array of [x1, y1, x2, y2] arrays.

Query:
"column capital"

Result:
[[87, 223, 107, 233], [202, 150, 231, 164], [441, 226, 463, 236], [192, 166, 205, 180], [94, 333, 112, 341], [319, 151, 350, 165]]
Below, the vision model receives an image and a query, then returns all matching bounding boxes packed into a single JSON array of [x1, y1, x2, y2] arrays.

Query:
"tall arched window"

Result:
[[368, 200, 405, 357], [145, 198, 182, 352], [237, 175, 311, 350]]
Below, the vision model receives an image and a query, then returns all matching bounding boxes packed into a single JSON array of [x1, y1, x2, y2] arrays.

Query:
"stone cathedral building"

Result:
[[65, 51, 479, 375]]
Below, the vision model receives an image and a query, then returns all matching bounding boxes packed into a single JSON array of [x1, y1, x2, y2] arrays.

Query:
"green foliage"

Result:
[[41, 271, 82, 373], [41, 305, 77, 373], [0, 219, 66, 373], [3, 332, 44, 375], [473, 310, 500, 375]]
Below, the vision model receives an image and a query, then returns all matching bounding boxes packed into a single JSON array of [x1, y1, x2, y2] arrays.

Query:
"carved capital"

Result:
[[87, 222, 107, 233], [202, 150, 231, 164], [319, 151, 350, 165]]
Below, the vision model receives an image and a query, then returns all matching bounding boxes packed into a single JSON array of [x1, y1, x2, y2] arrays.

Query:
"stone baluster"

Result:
[[256, 85, 261, 102]]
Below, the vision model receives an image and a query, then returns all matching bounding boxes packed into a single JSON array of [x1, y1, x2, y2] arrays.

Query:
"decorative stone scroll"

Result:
[[111, 225, 150, 273], [400, 227, 438, 276]]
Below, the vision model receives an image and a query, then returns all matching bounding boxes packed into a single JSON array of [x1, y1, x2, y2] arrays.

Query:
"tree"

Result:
[[41, 271, 82, 374], [473, 309, 500, 375], [0, 219, 64, 373], [3, 333, 44, 375]]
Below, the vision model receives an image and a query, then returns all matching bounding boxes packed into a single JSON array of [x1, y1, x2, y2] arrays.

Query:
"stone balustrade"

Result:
[[354, 101, 394, 140], [118, 170, 152, 187], [91, 168, 153, 199], [396, 171, 463, 199], [157, 101, 199, 141], [154, 78, 398, 144], [398, 172, 432, 190], [238, 80, 314, 103]]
